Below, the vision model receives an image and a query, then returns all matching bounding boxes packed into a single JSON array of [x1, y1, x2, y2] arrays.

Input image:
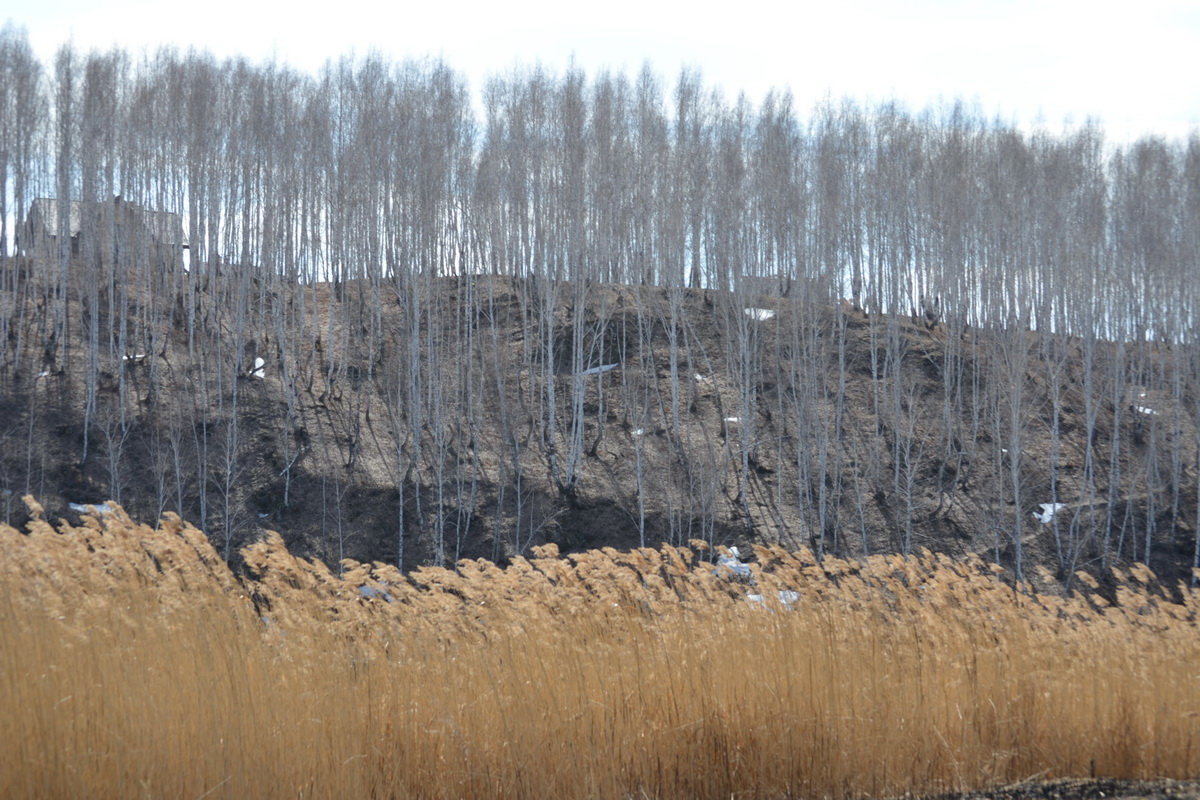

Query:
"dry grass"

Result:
[[2, 498, 1199, 799]]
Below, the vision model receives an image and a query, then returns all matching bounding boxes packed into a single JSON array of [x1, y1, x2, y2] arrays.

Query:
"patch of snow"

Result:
[[714, 551, 754, 581], [747, 590, 800, 608], [36, 370, 50, 379], [1134, 405, 1159, 416], [69, 502, 115, 516], [694, 373, 710, 383], [744, 307, 776, 321], [1032, 502, 1067, 524], [358, 585, 394, 603], [578, 363, 619, 376], [631, 428, 645, 437], [723, 417, 740, 424], [249, 357, 266, 379]]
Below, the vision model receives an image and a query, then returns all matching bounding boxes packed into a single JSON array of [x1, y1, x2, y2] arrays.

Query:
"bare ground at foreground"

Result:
[[913, 780, 1200, 800]]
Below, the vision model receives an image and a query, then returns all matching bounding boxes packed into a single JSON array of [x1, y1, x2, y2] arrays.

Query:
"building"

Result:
[[22, 196, 188, 273]]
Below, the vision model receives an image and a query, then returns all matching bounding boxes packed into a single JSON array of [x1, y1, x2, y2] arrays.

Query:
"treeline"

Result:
[[1, 25, 1199, 579]]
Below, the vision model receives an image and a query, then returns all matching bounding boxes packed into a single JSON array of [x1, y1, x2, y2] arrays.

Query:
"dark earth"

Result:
[[911, 780, 1200, 800]]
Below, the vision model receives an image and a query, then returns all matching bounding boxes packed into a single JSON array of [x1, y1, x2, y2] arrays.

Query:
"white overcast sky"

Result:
[[4, 0, 1199, 143]]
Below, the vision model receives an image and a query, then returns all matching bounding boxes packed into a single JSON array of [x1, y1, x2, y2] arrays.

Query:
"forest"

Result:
[[1, 24, 1199, 582]]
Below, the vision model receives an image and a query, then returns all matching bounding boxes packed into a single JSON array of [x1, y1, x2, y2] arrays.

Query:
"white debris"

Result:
[[694, 373, 710, 383], [358, 585, 394, 603], [747, 590, 800, 608], [744, 308, 775, 321], [250, 357, 266, 379], [1032, 502, 1067, 525], [69, 502, 116, 516], [714, 550, 754, 581], [122, 353, 147, 363], [631, 428, 645, 437], [777, 590, 800, 606], [1134, 405, 1159, 416], [578, 363, 619, 376], [723, 417, 740, 424]]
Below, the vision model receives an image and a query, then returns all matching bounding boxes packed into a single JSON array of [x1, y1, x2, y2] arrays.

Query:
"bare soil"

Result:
[[912, 779, 1200, 800]]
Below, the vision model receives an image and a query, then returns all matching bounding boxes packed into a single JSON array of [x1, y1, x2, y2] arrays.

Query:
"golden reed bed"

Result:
[[2, 497, 1198, 799]]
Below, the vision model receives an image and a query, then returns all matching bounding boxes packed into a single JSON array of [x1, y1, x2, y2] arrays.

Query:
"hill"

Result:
[[2, 254, 1197, 585]]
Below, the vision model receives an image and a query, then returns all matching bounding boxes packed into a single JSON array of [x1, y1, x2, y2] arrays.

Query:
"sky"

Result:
[[3, 0, 1200, 143]]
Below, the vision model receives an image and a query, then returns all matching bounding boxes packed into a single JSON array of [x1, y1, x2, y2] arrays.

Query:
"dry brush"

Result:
[[2, 497, 1199, 799]]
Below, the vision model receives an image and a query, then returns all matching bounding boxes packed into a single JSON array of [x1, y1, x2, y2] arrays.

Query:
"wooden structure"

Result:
[[22, 197, 187, 273]]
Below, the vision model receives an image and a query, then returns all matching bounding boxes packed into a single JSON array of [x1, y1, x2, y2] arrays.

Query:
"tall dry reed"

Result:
[[2, 498, 1198, 799]]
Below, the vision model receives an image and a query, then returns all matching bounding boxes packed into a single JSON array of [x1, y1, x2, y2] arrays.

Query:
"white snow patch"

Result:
[[714, 550, 753, 580], [694, 373, 710, 383], [744, 307, 775, 321], [747, 590, 800, 608], [579, 363, 619, 376], [723, 417, 740, 424], [358, 585, 394, 603], [1032, 502, 1067, 524], [777, 590, 800, 606], [69, 502, 116, 516], [631, 428, 645, 437], [250, 357, 266, 379], [36, 370, 50, 379]]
